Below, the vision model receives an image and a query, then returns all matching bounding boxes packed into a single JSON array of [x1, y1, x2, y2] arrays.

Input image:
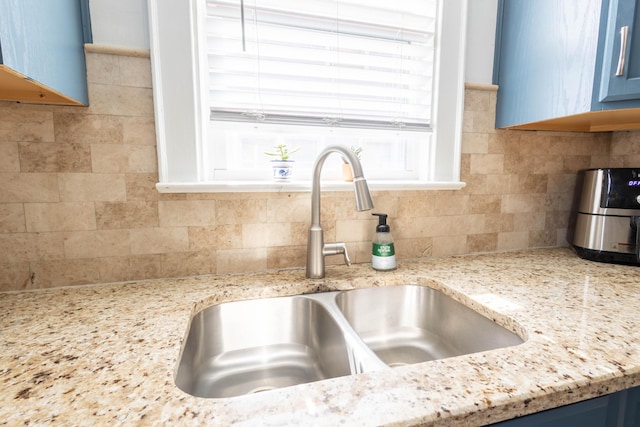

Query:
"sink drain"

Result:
[[248, 386, 277, 394]]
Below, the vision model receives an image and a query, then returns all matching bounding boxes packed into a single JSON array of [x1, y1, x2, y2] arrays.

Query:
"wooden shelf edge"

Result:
[[0, 65, 86, 106], [503, 108, 640, 132]]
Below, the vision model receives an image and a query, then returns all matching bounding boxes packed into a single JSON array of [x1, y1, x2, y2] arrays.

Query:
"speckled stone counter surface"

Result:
[[2, 248, 640, 426]]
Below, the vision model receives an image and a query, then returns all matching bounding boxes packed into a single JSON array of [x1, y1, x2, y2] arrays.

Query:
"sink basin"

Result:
[[175, 296, 353, 398], [335, 285, 523, 366], [176, 285, 524, 398]]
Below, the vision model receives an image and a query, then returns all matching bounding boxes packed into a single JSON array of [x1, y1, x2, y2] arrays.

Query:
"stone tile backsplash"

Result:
[[0, 51, 638, 291]]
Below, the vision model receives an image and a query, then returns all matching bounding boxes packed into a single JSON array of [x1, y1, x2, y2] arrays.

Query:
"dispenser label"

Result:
[[373, 243, 395, 257]]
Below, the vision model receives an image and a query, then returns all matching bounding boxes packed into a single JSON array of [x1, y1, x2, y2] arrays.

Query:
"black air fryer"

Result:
[[569, 168, 640, 265]]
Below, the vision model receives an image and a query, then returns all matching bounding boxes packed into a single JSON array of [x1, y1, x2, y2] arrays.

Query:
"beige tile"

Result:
[[64, 230, 130, 259], [0, 232, 65, 263], [562, 155, 592, 173], [158, 200, 217, 227], [469, 109, 496, 134], [449, 214, 486, 235], [335, 219, 374, 242], [95, 201, 158, 229], [394, 216, 453, 239], [265, 222, 295, 247], [507, 174, 548, 194], [461, 132, 489, 154], [395, 237, 433, 259], [125, 173, 163, 201], [267, 246, 306, 269], [0, 108, 54, 142], [25, 202, 96, 232], [91, 144, 157, 173], [54, 113, 123, 144], [86, 84, 154, 117], [345, 241, 371, 264], [58, 173, 127, 202], [188, 225, 243, 250], [467, 233, 498, 253], [242, 223, 268, 248], [161, 250, 216, 278], [0, 143, 20, 172], [545, 210, 570, 229], [499, 213, 517, 233], [19, 142, 92, 173], [397, 194, 436, 217], [470, 154, 504, 175], [266, 195, 310, 223], [519, 211, 546, 231], [434, 194, 470, 216], [85, 52, 120, 85], [0, 262, 31, 291], [547, 173, 578, 194], [533, 155, 564, 174], [217, 248, 267, 274], [483, 174, 511, 195], [122, 117, 156, 145], [432, 235, 468, 257], [119, 56, 153, 88], [482, 213, 501, 233], [30, 258, 102, 288], [464, 89, 493, 113], [556, 229, 570, 247], [497, 231, 529, 251], [501, 194, 546, 214], [0, 173, 59, 203], [216, 199, 267, 224], [130, 227, 189, 254], [469, 194, 502, 215], [529, 229, 557, 248], [0, 203, 25, 233], [98, 255, 162, 283], [290, 222, 310, 246]]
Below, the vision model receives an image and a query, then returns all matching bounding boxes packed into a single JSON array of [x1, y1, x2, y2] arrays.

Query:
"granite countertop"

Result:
[[2, 247, 640, 426]]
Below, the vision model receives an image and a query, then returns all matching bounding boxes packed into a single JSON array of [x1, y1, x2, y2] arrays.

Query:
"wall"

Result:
[[2, 2, 639, 290], [0, 49, 627, 291], [89, 0, 499, 84]]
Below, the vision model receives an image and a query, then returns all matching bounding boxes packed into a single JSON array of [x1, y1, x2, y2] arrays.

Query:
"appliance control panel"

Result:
[[601, 168, 640, 209]]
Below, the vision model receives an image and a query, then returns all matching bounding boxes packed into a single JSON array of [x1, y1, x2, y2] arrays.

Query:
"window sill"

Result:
[[155, 180, 467, 193]]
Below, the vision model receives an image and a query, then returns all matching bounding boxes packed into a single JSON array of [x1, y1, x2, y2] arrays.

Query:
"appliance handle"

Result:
[[635, 216, 640, 263], [616, 26, 629, 76]]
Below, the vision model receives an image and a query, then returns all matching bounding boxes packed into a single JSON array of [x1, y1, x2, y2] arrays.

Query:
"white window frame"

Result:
[[148, 0, 467, 193]]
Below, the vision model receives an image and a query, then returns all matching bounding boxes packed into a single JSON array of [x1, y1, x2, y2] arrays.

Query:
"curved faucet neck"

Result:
[[311, 145, 370, 227]]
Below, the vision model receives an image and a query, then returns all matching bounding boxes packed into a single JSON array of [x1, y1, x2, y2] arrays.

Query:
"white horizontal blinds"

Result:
[[206, 0, 436, 131]]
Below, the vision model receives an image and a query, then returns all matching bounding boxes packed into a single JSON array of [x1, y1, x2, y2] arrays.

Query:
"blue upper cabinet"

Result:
[[494, 0, 640, 131], [0, 0, 90, 106], [598, 0, 640, 102]]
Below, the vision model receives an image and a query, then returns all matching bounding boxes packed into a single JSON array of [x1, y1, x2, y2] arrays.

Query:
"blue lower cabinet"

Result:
[[622, 386, 640, 427], [489, 386, 640, 427]]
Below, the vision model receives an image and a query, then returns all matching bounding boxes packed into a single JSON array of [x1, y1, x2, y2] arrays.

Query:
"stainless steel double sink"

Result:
[[175, 285, 524, 398]]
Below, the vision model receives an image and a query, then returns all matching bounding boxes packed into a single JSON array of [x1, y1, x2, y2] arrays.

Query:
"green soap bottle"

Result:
[[372, 213, 396, 271]]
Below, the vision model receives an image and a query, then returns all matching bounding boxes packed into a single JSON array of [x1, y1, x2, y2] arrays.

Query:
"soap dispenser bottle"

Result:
[[371, 213, 396, 271]]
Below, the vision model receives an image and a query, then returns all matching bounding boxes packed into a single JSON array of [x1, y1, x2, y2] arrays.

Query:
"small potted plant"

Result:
[[342, 145, 363, 182], [265, 144, 299, 180]]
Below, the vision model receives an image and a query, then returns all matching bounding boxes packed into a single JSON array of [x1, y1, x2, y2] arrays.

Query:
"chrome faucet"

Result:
[[306, 145, 374, 279]]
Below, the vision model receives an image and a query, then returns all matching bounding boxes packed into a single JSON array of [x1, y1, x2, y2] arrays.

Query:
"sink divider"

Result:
[[301, 291, 390, 375]]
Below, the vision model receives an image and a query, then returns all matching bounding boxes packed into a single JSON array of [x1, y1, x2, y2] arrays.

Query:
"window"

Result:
[[149, 0, 467, 192]]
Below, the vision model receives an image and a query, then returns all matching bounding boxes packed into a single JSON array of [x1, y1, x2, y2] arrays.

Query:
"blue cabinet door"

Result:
[[488, 394, 616, 427], [488, 386, 640, 427], [0, 0, 89, 105], [622, 386, 640, 427], [494, 0, 602, 128], [598, 0, 640, 102]]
